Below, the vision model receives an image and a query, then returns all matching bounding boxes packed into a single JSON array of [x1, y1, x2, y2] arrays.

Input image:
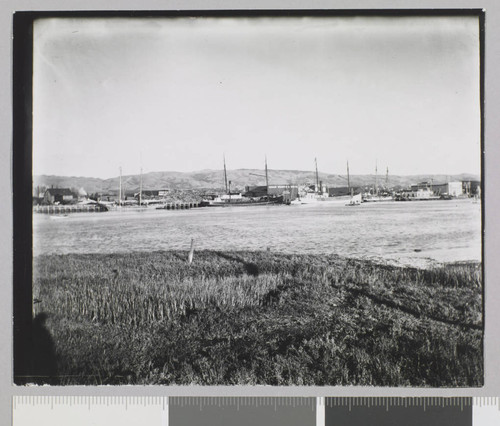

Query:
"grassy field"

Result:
[[31, 250, 483, 386]]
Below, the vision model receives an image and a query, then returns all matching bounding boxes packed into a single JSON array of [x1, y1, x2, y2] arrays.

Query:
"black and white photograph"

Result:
[[20, 11, 483, 386]]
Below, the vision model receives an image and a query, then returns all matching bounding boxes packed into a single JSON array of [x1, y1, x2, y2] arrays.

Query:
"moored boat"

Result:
[[201, 195, 283, 207], [346, 193, 362, 206]]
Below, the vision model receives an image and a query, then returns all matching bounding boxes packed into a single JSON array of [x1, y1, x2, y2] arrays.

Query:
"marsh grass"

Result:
[[32, 251, 483, 386]]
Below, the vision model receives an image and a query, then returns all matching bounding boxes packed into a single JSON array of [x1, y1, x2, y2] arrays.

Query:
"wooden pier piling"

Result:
[[188, 239, 195, 264], [33, 204, 108, 215]]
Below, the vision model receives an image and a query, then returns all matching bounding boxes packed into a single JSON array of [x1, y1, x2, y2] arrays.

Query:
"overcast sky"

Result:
[[33, 16, 481, 179]]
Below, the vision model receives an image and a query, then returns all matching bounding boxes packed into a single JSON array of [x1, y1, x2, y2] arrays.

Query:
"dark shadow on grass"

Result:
[[216, 252, 259, 276], [349, 288, 482, 331], [169, 251, 188, 262], [32, 313, 58, 385]]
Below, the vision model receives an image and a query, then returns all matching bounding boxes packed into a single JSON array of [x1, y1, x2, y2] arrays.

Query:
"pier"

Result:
[[34, 202, 202, 215], [155, 202, 201, 210], [33, 204, 108, 215]]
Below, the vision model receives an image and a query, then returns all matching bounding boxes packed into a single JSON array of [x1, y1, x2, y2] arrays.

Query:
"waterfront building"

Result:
[[448, 182, 464, 197], [244, 184, 299, 199], [329, 186, 362, 197], [410, 182, 434, 192], [430, 182, 463, 197], [134, 189, 170, 199], [462, 181, 481, 197], [43, 188, 74, 205]]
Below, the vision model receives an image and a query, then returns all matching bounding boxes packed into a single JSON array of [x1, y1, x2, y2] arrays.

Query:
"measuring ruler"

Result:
[[12, 396, 500, 426]]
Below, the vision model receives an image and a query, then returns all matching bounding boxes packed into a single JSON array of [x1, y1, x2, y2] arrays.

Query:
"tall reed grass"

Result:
[[31, 250, 483, 386]]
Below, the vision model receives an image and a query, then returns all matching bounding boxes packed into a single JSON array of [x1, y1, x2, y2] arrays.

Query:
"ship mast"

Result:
[[375, 160, 378, 196], [119, 166, 122, 206], [265, 155, 269, 199], [139, 153, 143, 206], [315, 157, 320, 193], [223, 154, 228, 194], [139, 167, 143, 206], [347, 160, 351, 196]]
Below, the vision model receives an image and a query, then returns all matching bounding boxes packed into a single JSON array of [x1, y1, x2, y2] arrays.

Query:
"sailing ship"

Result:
[[297, 158, 328, 204], [200, 156, 283, 207], [362, 163, 393, 202], [345, 161, 362, 206], [346, 192, 362, 206], [114, 167, 134, 207]]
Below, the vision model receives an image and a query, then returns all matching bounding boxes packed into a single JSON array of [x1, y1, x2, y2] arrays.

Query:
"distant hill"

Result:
[[33, 170, 481, 195]]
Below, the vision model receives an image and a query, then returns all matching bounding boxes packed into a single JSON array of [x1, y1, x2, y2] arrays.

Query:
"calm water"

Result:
[[33, 199, 482, 267]]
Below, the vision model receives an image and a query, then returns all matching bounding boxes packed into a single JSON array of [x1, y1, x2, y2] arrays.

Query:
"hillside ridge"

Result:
[[33, 169, 480, 194]]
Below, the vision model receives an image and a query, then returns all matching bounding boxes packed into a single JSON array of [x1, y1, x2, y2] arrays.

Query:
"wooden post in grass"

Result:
[[188, 238, 195, 264]]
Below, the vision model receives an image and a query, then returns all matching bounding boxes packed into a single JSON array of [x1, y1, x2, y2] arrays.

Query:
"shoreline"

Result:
[[32, 248, 481, 270]]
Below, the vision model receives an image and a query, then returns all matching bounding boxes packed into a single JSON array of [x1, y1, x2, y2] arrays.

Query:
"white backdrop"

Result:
[[1, 0, 498, 424]]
